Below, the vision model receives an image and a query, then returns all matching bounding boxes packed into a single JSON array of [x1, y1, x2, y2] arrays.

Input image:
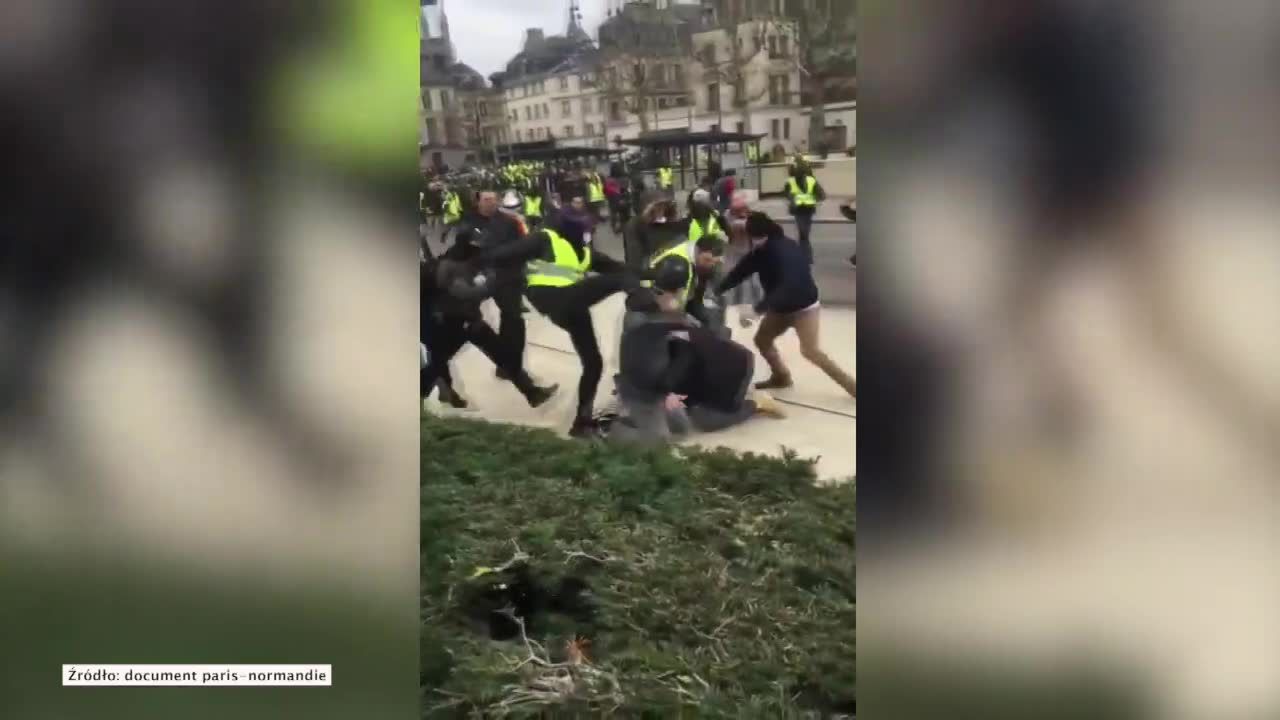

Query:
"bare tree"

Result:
[[792, 0, 857, 155], [598, 58, 658, 134], [697, 4, 793, 135]]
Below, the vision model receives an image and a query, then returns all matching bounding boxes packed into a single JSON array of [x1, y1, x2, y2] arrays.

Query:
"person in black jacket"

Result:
[[475, 216, 642, 438], [458, 190, 529, 378], [421, 248, 558, 409], [717, 212, 856, 398]]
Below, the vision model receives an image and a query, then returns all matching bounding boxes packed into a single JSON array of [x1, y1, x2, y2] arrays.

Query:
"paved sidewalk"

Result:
[[426, 295, 856, 482]]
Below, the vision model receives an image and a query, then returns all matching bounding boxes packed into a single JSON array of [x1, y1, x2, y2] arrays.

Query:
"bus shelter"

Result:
[[615, 130, 767, 193]]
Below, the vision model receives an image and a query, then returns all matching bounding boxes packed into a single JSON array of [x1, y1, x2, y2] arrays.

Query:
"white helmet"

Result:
[[501, 190, 523, 210]]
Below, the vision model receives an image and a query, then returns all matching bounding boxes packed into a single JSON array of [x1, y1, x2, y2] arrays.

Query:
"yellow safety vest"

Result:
[[657, 167, 673, 188], [787, 176, 817, 207], [443, 192, 462, 224], [526, 229, 591, 288], [588, 177, 605, 203], [645, 240, 697, 305], [688, 215, 723, 245], [524, 195, 543, 218]]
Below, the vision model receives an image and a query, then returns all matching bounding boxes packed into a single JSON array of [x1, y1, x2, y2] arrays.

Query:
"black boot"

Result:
[[437, 381, 469, 409], [524, 383, 559, 409], [568, 417, 601, 439]]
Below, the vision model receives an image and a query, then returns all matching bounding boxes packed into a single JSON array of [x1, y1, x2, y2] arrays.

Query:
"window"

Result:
[[707, 82, 720, 112], [581, 72, 595, 87], [524, 106, 531, 121], [768, 36, 778, 57], [560, 76, 569, 90], [598, 96, 606, 113], [479, 102, 488, 117], [582, 98, 592, 115], [542, 103, 550, 118], [658, 97, 668, 109], [439, 90, 449, 109], [544, 126, 551, 139], [654, 65, 666, 88], [426, 118, 439, 141], [584, 122, 593, 136], [422, 90, 432, 111], [564, 125, 574, 138], [768, 75, 791, 105], [783, 118, 791, 139], [736, 121, 745, 135], [673, 64, 683, 84], [771, 119, 780, 139], [633, 63, 646, 85], [610, 101, 622, 121], [779, 35, 790, 59], [561, 100, 571, 117]]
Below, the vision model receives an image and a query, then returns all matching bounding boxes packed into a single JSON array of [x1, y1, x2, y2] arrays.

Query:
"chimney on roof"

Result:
[[524, 28, 545, 50]]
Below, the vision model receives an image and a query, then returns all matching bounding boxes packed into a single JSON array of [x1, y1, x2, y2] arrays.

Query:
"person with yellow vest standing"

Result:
[[474, 215, 642, 438], [440, 184, 464, 244], [522, 189, 545, 230], [656, 164, 673, 194], [586, 169, 607, 225], [784, 162, 826, 264]]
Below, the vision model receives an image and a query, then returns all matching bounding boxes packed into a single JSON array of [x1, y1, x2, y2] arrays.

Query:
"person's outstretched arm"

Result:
[[716, 250, 759, 294]]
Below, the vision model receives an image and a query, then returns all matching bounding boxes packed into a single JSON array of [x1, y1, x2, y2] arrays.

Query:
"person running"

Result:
[[717, 212, 856, 398], [421, 248, 557, 409], [474, 216, 642, 438], [784, 161, 826, 264]]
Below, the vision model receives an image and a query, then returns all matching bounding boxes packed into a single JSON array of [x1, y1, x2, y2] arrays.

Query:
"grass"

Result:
[[421, 413, 855, 718]]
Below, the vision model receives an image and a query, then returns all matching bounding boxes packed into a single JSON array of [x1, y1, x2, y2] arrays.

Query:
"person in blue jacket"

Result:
[[716, 212, 856, 398]]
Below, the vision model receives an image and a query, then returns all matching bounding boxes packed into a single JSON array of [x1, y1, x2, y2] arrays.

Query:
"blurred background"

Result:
[[0, 1, 420, 718], [858, 1, 1280, 718]]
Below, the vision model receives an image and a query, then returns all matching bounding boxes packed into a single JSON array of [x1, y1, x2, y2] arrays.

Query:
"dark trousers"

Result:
[[794, 213, 815, 264], [421, 315, 539, 400], [528, 274, 630, 421], [493, 281, 527, 372]]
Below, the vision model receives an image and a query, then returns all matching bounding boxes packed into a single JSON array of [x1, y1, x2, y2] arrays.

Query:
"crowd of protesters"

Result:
[[420, 154, 856, 441]]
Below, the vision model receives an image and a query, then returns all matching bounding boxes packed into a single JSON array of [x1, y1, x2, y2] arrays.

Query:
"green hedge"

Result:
[[421, 414, 855, 718]]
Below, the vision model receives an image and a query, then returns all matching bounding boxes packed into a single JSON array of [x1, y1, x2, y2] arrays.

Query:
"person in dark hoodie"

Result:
[[421, 233, 558, 409], [473, 215, 643, 438], [717, 212, 857, 398]]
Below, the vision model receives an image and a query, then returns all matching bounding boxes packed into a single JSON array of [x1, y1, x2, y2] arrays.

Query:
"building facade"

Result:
[[423, 0, 854, 169]]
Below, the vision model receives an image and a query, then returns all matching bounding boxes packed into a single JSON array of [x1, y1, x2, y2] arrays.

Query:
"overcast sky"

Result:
[[444, 0, 609, 80]]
